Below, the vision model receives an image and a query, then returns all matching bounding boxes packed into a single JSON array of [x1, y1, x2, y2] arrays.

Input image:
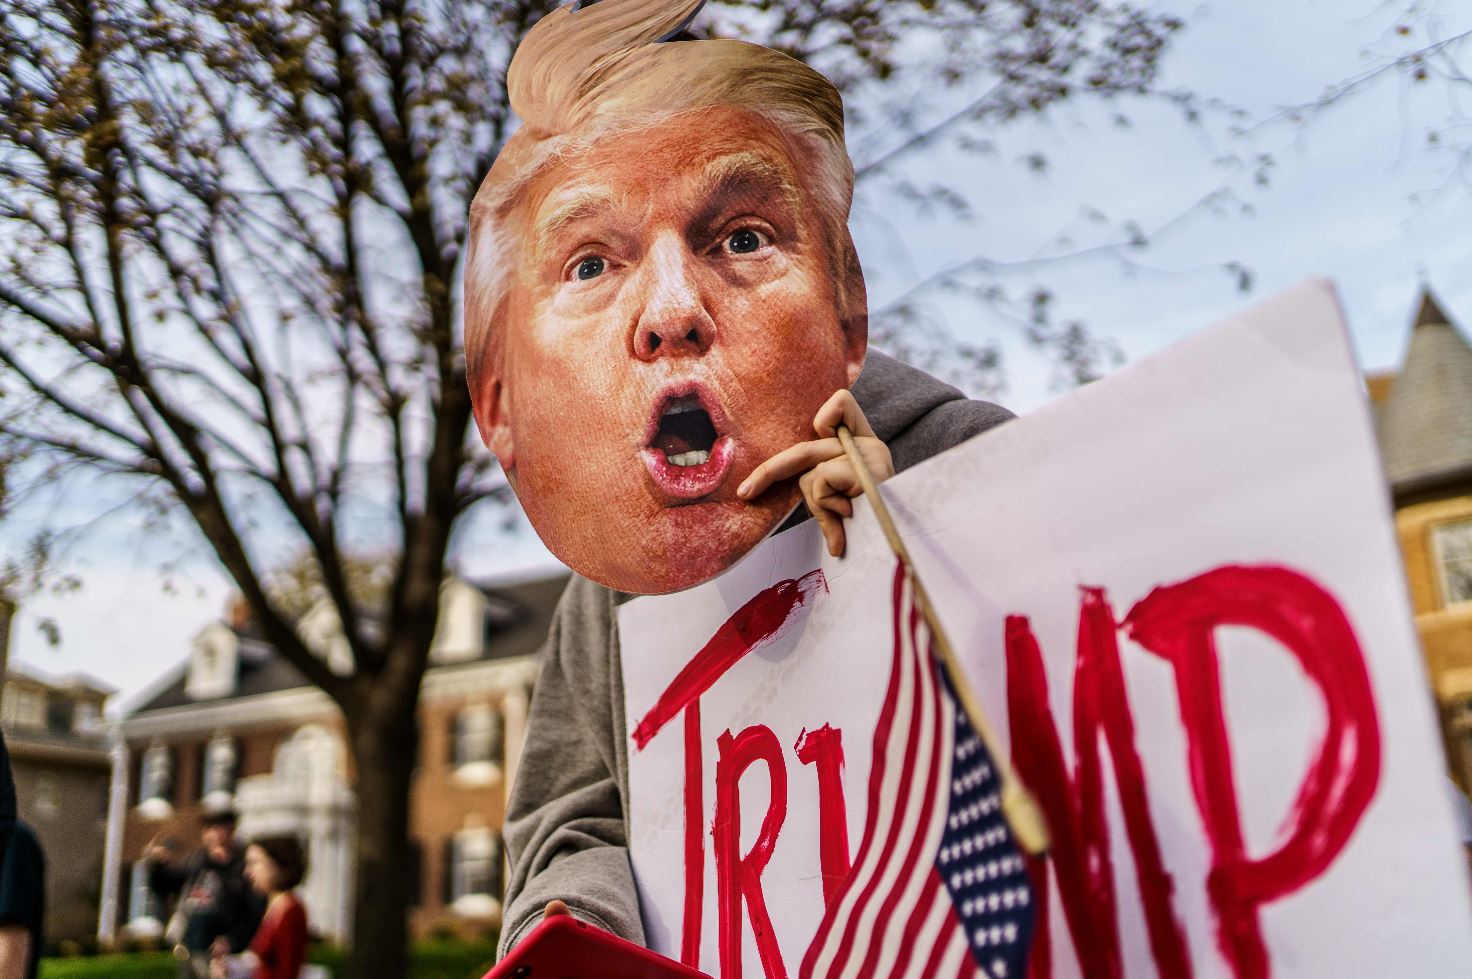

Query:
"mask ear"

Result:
[[839, 234, 868, 387], [474, 375, 516, 473]]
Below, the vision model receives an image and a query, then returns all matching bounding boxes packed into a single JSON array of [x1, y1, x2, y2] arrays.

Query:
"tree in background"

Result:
[[0, 0, 1189, 973], [1269, 1, 1471, 204]]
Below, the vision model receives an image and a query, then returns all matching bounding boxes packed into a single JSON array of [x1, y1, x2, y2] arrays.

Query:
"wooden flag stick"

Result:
[[836, 424, 1050, 856]]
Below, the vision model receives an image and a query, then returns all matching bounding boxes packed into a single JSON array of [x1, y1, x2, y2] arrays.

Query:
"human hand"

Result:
[[543, 900, 573, 920], [142, 835, 171, 864], [737, 389, 893, 557]]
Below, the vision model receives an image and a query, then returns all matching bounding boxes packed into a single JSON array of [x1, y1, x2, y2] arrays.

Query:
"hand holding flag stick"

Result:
[[835, 423, 1050, 857]]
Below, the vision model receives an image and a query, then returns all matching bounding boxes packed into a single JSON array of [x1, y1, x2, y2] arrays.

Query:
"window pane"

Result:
[[203, 738, 236, 798], [452, 831, 497, 899], [454, 706, 498, 767], [141, 746, 172, 802], [1435, 520, 1472, 604], [129, 862, 160, 921]]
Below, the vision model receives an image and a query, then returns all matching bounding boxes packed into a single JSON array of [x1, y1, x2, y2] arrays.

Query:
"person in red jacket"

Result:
[[210, 837, 308, 979]]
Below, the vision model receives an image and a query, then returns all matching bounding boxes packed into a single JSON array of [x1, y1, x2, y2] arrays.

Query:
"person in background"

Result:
[[0, 733, 42, 979], [210, 837, 308, 979], [145, 810, 263, 979]]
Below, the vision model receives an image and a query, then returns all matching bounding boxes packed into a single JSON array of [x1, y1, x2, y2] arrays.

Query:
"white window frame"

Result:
[[136, 744, 173, 820], [451, 704, 502, 787], [2, 688, 44, 729], [1432, 518, 1472, 607], [126, 860, 163, 937], [449, 827, 501, 917], [73, 701, 100, 732], [32, 776, 58, 820], [201, 735, 237, 810]]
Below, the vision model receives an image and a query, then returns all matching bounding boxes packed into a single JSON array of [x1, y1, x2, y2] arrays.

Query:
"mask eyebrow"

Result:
[[533, 186, 622, 259], [691, 151, 801, 226]]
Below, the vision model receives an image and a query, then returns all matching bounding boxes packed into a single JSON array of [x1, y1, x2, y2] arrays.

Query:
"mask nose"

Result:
[[632, 237, 716, 360]]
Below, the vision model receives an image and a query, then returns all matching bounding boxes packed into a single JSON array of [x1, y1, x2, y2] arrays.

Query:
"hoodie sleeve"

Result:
[[498, 577, 645, 958], [888, 395, 1016, 471]]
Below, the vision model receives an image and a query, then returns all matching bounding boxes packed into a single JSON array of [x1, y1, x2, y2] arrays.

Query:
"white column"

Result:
[[97, 732, 130, 945], [501, 686, 530, 801]]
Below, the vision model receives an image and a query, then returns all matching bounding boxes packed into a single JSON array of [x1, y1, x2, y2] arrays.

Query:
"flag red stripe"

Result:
[[826, 573, 932, 973], [885, 868, 944, 979], [856, 598, 949, 977], [919, 898, 964, 978], [800, 564, 911, 977]]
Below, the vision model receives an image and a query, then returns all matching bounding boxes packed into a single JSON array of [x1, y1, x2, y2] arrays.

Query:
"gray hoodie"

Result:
[[498, 351, 1014, 957]]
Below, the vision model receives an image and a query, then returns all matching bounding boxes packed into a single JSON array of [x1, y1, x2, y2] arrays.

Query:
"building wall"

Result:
[[1393, 492, 1472, 790], [410, 689, 513, 938], [114, 659, 534, 944], [10, 753, 109, 941]]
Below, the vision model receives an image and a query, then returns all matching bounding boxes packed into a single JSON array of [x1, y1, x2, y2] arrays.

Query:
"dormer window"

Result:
[[186, 624, 240, 700], [1, 687, 45, 729], [74, 701, 100, 732]]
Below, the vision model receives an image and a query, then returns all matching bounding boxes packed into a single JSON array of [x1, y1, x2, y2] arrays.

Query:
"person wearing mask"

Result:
[[145, 810, 263, 979]]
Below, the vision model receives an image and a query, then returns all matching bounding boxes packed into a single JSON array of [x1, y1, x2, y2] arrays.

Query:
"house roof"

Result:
[[3, 724, 110, 767], [4, 663, 115, 698], [1376, 290, 1472, 501], [129, 572, 568, 716]]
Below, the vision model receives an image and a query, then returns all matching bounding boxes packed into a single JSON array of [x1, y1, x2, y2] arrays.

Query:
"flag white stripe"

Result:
[[834, 578, 942, 979], [906, 877, 953, 971], [808, 573, 922, 977], [873, 640, 955, 975], [936, 927, 972, 978]]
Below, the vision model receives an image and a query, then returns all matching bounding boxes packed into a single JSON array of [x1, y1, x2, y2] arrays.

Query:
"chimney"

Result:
[[227, 595, 253, 632]]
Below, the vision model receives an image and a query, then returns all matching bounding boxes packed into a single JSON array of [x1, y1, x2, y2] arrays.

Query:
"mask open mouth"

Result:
[[650, 397, 719, 467], [639, 385, 736, 501]]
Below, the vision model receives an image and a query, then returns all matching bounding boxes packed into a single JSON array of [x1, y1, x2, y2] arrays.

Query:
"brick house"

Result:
[[1367, 288, 1472, 790], [98, 571, 566, 946], [0, 662, 113, 943]]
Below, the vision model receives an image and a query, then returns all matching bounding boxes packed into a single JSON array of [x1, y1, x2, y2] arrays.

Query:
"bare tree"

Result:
[[1258, 2, 1472, 202], [0, 0, 1186, 973]]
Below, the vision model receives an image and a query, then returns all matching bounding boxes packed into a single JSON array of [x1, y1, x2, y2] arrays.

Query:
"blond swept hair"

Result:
[[462, 0, 858, 398]]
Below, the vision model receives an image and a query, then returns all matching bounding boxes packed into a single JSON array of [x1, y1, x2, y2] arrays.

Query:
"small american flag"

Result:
[[801, 560, 1038, 979]]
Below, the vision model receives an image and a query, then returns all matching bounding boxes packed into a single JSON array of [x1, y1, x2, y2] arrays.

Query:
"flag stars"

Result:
[[936, 673, 1035, 979]]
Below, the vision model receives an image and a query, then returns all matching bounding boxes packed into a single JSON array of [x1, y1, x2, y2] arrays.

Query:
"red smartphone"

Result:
[[481, 915, 712, 979]]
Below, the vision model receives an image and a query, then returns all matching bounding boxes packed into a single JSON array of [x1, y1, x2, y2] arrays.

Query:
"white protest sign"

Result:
[[620, 280, 1472, 978]]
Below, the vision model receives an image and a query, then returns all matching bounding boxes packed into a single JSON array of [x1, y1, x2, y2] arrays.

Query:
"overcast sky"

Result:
[[10, 0, 1472, 710]]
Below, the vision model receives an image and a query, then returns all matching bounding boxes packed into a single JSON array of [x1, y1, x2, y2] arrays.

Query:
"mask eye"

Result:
[[575, 256, 606, 280], [726, 229, 766, 254]]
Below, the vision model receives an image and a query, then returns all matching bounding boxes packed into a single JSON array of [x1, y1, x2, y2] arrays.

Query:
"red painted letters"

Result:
[[1007, 566, 1381, 979], [635, 561, 1381, 978], [794, 725, 852, 911], [1124, 566, 1381, 979], [714, 725, 790, 979]]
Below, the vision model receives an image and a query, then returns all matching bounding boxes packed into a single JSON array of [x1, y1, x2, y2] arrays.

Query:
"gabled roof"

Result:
[[4, 663, 115, 698], [1377, 289, 1472, 501], [129, 572, 568, 716]]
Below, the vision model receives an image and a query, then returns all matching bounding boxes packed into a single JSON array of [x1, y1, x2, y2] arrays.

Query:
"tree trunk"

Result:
[[346, 684, 420, 979]]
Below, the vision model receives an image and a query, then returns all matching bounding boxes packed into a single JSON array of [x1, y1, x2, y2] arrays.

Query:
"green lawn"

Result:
[[40, 941, 498, 979]]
